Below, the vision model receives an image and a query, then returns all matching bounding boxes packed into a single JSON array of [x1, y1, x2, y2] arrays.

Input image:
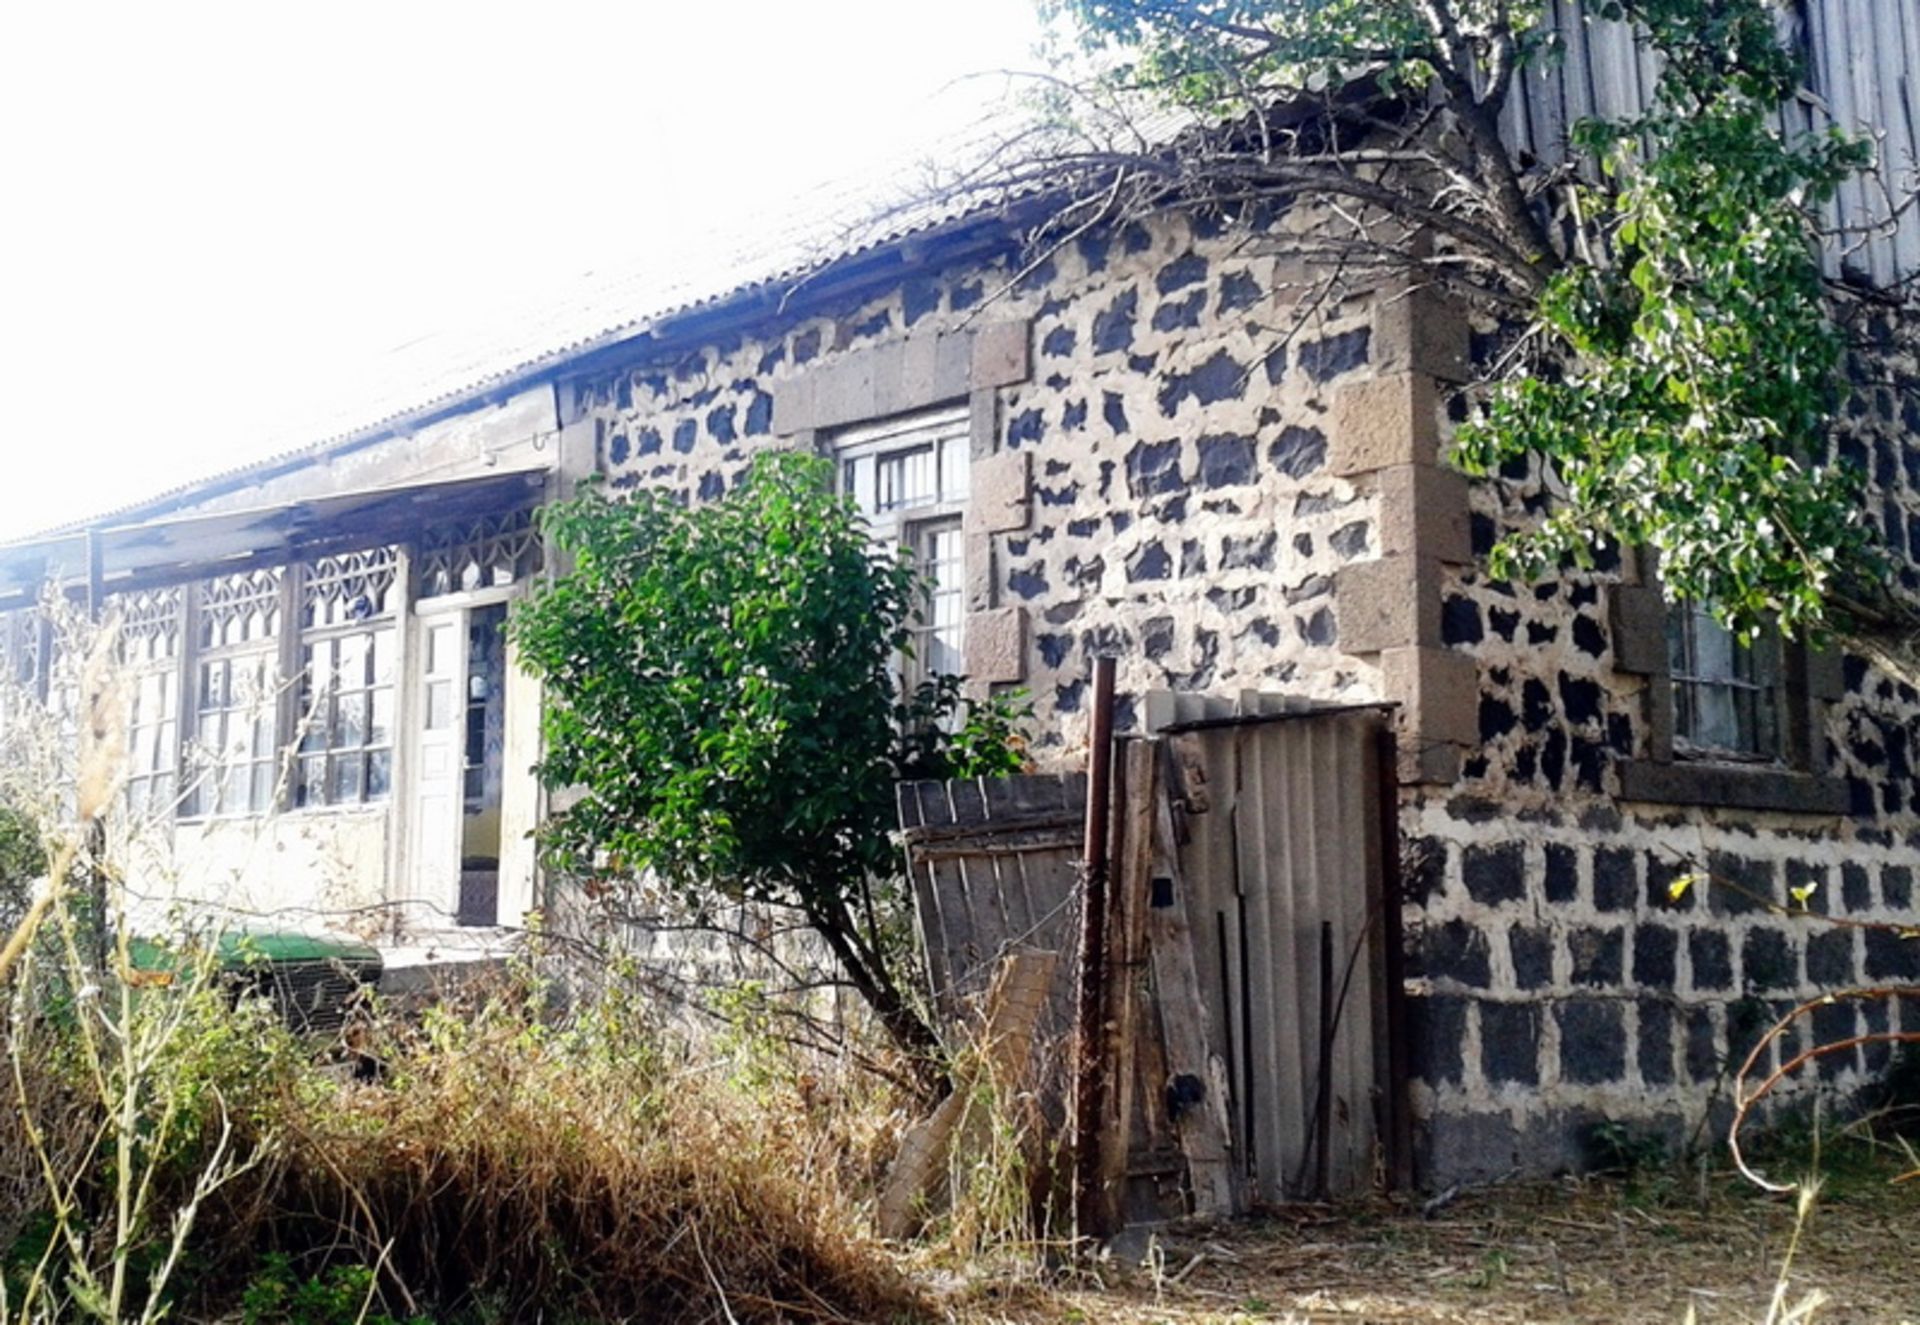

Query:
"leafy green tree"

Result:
[[1036, 0, 1899, 640], [511, 450, 1026, 1065]]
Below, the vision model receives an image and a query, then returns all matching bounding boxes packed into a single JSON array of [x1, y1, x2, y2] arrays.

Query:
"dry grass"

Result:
[[206, 975, 928, 1324], [955, 1160, 1917, 1325]]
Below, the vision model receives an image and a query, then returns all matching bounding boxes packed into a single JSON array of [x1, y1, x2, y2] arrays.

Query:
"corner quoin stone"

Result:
[[966, 450, 1032, 535], [1333, 555, 1444, 654], [1376, 464, 1472, 564], [1326, 373, 1443, 477], [965, 606, 1028, 683]]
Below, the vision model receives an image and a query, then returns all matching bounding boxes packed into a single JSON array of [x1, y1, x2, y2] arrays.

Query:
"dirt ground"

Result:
[[952, 1162, 1917, 1324]]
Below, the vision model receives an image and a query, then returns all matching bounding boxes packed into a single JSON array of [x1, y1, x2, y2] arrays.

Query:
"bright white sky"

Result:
[[0, 0, 1049, 540]]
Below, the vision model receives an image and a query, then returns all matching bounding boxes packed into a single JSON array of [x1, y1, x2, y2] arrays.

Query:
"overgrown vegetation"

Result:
[[1029, 0, 1910, 641], [512, 449, 1028, 1065]]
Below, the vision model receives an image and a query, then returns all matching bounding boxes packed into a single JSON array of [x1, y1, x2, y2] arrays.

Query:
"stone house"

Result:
[[2, 8, 1916, 1187]]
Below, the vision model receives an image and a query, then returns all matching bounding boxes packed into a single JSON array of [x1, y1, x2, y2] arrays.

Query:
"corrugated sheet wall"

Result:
[[1502, 0, 1920, 284], [1151, 696, 1395, 1204]]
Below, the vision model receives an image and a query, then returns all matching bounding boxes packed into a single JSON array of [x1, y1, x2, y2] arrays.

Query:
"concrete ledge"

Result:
[[770, 321, 1030, 435], [1618, 759, 1851, 815]]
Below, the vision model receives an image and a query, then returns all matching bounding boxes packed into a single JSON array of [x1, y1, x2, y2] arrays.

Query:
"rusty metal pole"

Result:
[[1072, 655, 1117, 1244]]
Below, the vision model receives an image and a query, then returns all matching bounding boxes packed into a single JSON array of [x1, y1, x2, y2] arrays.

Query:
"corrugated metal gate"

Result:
[[898, 695, 1406, 1221], [1149, 695, 1406, 1206]]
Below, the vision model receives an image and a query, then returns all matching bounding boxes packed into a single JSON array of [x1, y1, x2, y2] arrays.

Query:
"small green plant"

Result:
[[240, 1255, 425, 1325]]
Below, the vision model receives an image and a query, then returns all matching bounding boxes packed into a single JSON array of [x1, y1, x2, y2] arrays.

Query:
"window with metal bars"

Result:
[[1666, 604, 1783, 761]]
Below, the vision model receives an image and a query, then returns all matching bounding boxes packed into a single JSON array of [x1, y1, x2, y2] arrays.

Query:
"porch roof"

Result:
[[0, 467, 546, 613]]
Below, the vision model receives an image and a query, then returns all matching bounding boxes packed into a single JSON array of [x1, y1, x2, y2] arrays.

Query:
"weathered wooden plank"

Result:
[[1148, 752, 1240, 1217]]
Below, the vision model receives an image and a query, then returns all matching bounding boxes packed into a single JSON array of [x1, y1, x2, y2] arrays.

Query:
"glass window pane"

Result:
[[332, 755, 363, 804], [370, 689, 394, 746], [251, 762, 276, 812], [366, 749, 392, 799], [334, 692, 367, 748]]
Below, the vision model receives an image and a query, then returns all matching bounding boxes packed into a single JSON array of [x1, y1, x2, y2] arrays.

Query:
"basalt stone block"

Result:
[[1155, 252, 1208, 294], [1593, 848, 1638, 913], [1092, 289, 1138, 355], [1158, 348, 1247, 415], [1006, 408, 1045, 449], [697, 471, 725, 502], [1330, 520, 1371, 559], [1883, 864, 1914, 909], [1197, 433, 1256, 488], [1569, 927, 1625, 987], [1007, 565, 1050, 600], [1221, 532, 1276, 571], [1686, 1007, 1720, 1082], [1558, 1000, 1627, 1084], [1865, 928, 1920, 980], [1558, 673, 1605, 727], [1299, 326, 1372, 382], [1638, 1000, 1675, 1085], [1810, 1000, 1859, 1079], [1102, 392, 1129, 434], [1479, 695, 1517, 741], [1463, 842, 1526, 905], [1125, 439, 1185, 498], [1633, 924, 1678, 988], [1785, 860, 1830, 915], [1741, 928, 1797, 992], [1441, 596, 1483, 645], [1689, 930, 1733, 992], [672, 419, 698, 453], [1707, 852, 1775, 915], [1125, 541, 1172, 582], [1480, 1001, 1540, 1085], [1805, 928, 1856, 987], [1297, 607, 1337, 647], [1647, 853, 1695, 912], [1409, 993, 1468, 1086], [1417, 918, 1492, 988], [1152, 290, 1205, 332], [1142, 616, 1175, 660], [1509, 925, 1553, 990], [1521, 679, 1553, 733], [1218, 269, 1262, 312], [1545, 843, 1579, 903], [1842, 862, 1874, 912]]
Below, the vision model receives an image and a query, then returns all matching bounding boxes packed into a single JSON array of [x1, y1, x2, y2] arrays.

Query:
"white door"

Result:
[[411, 610, 468, 924]]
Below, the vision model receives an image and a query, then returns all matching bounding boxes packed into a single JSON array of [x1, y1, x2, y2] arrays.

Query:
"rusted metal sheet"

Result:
[[1501, 0, 1920, 283], [1150, 695, 1396, 1204]]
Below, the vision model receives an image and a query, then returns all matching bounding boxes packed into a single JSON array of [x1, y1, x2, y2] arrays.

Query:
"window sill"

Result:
[[1618, 759, 1849, 815]]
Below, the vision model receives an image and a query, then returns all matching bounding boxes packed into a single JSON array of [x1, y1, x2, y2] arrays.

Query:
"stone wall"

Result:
[[576, 210, 1396, 754], [567, 205, 1920, 1189], [1398, 304, 1920, 1183]]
